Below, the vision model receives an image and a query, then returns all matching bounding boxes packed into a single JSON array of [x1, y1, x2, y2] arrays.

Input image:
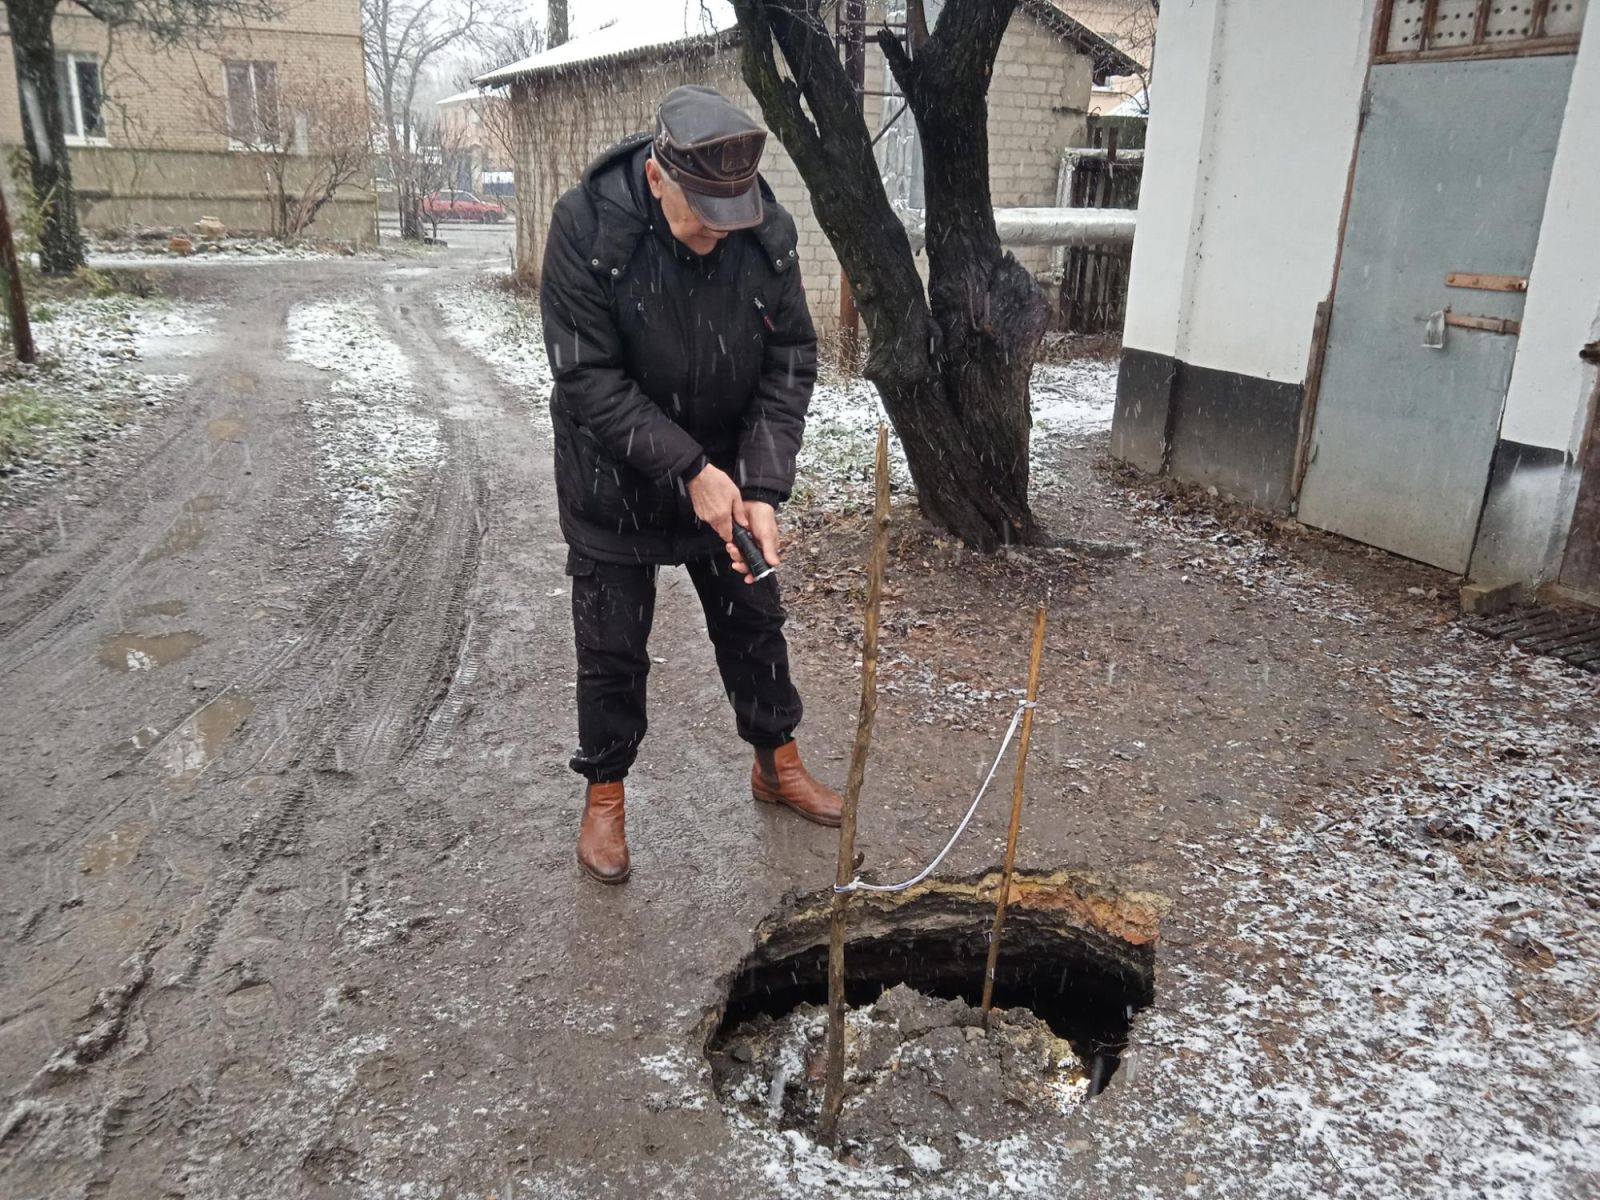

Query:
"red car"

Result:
[[422, 190, 507, 223]]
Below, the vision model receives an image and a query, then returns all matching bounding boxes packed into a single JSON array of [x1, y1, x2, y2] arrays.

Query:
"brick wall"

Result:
[[0, 0, 375, 242], [509, 7, 1094, 338]]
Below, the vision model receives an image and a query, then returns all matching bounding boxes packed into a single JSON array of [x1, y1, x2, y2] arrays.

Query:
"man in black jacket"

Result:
[[541, 86, 843, 885]]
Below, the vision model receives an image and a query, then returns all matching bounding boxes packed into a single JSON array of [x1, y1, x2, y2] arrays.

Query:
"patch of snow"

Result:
[[86, 233, 377, 266], [795, 357, 1116, 513], [1, 296, 208, 505], [638, 1047, 711, 1113], [1030, 359, 1119, 439], [285, 299, 441, 551], [432, 282, 552, 417]]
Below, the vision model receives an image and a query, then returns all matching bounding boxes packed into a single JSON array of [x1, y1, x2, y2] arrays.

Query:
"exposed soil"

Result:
[[712, 986, 1087, 1171], [1, 233, 1595, 1200]]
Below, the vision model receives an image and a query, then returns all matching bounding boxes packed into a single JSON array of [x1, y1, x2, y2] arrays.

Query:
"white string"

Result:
[[834, 699, 1037, 895]]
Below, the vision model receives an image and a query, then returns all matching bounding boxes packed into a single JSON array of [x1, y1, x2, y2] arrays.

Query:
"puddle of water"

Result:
[[159, 693, 254, 783], [207, 416, 247, 442], [98, 630, 206, 672], [185, 495, 225, 514], [82, 819, 152, 874], [132, 599, 188, 618], [144, 515, 208, 561]]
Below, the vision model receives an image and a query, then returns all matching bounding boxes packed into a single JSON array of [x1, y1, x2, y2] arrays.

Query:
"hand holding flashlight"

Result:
[[730, 523, 776, 582]]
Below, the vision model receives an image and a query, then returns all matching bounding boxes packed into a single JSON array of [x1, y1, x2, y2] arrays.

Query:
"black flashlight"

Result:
[[730, 524, 776, 582]]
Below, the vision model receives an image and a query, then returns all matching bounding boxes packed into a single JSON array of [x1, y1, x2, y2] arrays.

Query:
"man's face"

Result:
[[645, 157, 728, 257]]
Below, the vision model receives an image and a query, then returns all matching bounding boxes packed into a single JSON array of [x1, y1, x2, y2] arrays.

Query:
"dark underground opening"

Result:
[[709, 875, 1160, 1100]]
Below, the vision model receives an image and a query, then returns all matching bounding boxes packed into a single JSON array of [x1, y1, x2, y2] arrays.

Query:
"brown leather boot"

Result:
[[576, 781, 630, 884], [752, 742, 843, 827]]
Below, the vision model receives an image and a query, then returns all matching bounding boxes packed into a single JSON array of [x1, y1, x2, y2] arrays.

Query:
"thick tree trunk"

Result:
[[6, 0, 86, 275], [733, 0, 1046, 550], [397, 177, 423, 240], [386, 127, 423, 241]]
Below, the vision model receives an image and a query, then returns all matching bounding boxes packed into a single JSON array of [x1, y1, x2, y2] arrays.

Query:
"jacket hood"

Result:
[[579, 133, 799, 281]]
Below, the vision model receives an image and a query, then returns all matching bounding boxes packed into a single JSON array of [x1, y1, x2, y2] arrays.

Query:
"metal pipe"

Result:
[[901, 207, 1136, 251]]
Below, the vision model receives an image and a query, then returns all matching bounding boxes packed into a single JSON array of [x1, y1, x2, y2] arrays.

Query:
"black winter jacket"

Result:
[[541, 135, 818, 565]]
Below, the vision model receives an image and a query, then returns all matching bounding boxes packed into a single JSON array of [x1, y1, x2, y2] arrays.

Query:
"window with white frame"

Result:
[[55, 53, 106, 144], [225, 61, 280, 147]]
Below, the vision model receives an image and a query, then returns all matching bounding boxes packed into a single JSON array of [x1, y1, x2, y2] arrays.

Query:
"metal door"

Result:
[[1297, 55, 1576, 573]]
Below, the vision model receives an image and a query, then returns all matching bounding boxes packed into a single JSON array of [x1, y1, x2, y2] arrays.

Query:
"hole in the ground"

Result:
[[706, 870, 1163, 1151]]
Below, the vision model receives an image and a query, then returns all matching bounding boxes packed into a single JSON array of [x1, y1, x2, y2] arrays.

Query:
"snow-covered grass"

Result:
[[433, 282, 552, 416], [0, 295, 210, 501], [86, 233, 379, 267], [285, 299, 440, 549], [1031, 359, 1119, 441], [792, 368, 909, 511], [792, 358, 1118, 512]]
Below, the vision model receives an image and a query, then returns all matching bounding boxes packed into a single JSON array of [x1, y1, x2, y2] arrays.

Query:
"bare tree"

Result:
[[455, 16, 543, 191], [546, 0, 567, 47], [4, 0, 278, 273], [732, 0, 1048, 549], [199, 65, 374, 240], [409, 111, 470, 240], [362, 0, 488, 240]]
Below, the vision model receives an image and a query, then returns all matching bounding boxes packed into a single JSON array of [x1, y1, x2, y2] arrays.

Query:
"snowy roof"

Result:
[[436, 88, 493, 108], [473, 3, 738, 87], [1017, 0, 1142, 81]]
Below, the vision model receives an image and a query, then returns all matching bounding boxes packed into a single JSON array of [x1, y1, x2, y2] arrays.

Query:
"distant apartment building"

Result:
[[0, 0, 375, 242], [435, 89, 514, 198]]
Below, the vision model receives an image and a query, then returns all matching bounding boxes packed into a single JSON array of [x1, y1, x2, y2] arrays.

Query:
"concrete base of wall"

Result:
[[1111, 347, 1303, 511], [6, 146, 378, 245], [1469, 439, 1579, 587]]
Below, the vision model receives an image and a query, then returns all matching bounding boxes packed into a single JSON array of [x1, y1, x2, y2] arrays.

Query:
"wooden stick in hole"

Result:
[[819, 423, 891, 1145], [981, 604, 1048, 1021]]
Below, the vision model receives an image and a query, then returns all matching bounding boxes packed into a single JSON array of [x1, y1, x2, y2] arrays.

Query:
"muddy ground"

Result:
[[1, 230, 1596, 1199]]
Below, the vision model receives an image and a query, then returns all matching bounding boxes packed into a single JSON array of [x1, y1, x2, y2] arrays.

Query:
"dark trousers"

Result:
[[567, 550, 803, 782]]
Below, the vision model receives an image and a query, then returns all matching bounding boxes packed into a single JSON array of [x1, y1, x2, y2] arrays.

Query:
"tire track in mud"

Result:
[[174, 784, 311, 985], [0, 426, 226, 680], [1, 262, 520, 1200], [305, 284, 498, 773], [192, 289, 495, 779]]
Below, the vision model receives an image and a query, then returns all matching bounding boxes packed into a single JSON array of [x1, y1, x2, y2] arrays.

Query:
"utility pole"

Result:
[[0, 184, 36, 364]]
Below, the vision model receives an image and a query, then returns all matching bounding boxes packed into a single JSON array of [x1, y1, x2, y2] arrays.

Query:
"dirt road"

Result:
[[2, 235, 1596, 1200]]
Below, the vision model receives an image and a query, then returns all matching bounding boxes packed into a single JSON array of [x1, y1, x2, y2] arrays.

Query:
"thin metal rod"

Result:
[[819, 423, 890, 1145], [980, 605, 1048, 1018]]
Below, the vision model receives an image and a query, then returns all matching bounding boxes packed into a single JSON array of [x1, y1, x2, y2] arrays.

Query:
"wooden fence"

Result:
[[1060, 122, 1144, 335]]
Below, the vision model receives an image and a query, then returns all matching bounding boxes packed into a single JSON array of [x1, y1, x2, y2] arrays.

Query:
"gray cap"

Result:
[[653, 85, 767, 232]]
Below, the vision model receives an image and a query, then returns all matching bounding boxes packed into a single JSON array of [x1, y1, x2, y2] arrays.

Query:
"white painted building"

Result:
[[1113, 0, 1600, 600]]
